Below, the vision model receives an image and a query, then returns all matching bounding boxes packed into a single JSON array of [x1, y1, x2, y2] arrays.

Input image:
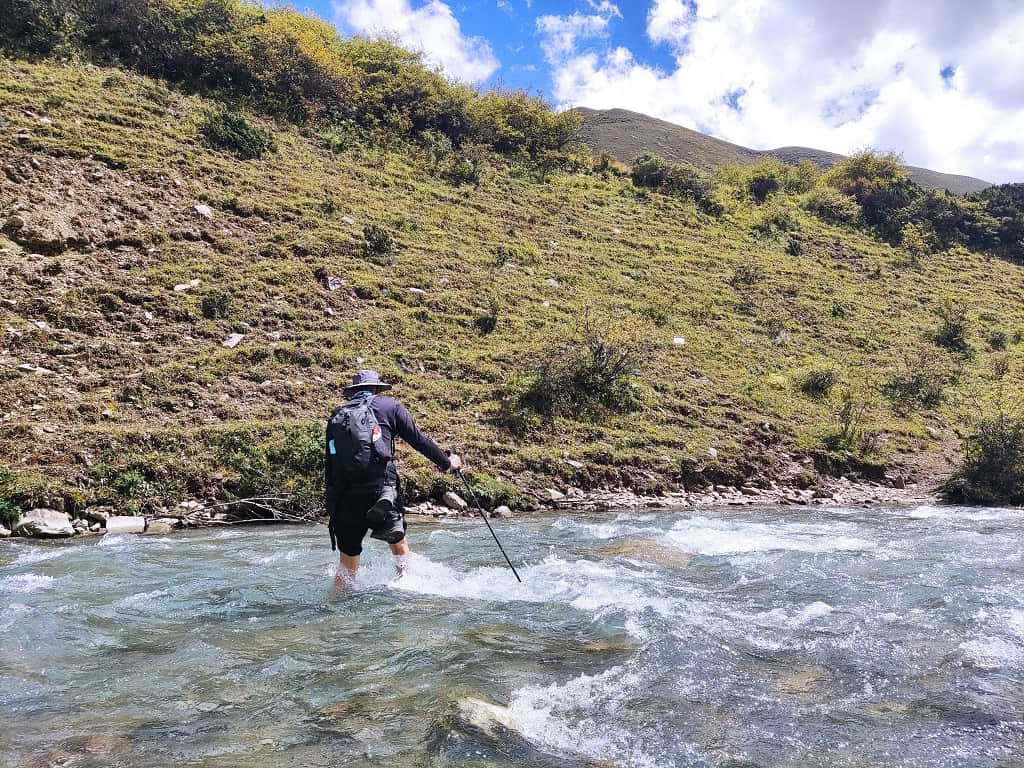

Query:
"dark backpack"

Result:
[[327, 395, 384, 484]]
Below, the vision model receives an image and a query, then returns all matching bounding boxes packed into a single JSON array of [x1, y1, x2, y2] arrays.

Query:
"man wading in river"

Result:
[[325, 370, 461, 585]]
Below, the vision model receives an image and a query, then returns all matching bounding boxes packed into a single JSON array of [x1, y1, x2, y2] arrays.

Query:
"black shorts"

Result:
[[329, 484, 406, 557]]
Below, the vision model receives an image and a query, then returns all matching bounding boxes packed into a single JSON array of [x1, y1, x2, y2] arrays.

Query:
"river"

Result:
[[2, 504, 1023, 767]]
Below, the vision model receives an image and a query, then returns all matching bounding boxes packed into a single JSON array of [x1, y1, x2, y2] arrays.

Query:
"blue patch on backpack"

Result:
[[328, 438, 336, 455]]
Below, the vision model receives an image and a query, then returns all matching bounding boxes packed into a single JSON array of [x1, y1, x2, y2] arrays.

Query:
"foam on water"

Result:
[[959, 637, 1023, 670], [505, 665, 698, 768], [98, 533, 133, 548], [250, 548, 307, 565], [552, 517, 661, 540], [4, 545, 69, 567], [115, 588, 173, 609], [1007, 609, 1024, 639], [756, 601, 835, 628], [905, 504, 1021, 521], [0, 573, 57, 593], [666, 515, 875, 555], [349, 552, 672, 618]]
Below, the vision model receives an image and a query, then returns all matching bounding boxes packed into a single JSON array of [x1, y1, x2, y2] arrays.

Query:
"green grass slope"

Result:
[[2, 59, 1023, 516], [578, 107, 993, 195]]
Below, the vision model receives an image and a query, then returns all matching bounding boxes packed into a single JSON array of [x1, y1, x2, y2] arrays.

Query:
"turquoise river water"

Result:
[[2, 504, 1023, 767]]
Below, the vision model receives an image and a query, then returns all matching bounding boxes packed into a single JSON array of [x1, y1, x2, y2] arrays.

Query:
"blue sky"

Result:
[[319, 0, 678, 97], [318, 0, 1022, 182]]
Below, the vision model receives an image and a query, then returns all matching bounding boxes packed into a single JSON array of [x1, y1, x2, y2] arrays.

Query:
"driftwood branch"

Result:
[[183, 495, 324, 527]]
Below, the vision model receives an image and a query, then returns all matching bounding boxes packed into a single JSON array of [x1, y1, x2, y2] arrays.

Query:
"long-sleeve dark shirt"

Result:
[[325, 394, 450, 493]]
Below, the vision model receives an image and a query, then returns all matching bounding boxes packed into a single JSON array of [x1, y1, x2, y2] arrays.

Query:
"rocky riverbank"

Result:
[[2, 476, 935, 541]]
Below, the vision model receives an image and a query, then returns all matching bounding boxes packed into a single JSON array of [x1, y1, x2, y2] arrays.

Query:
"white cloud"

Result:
[[535, 1, 622, 64], [536, 12, 611, 62], [333, 0, 499, 83], [647, 0, 691, 47], [547, 0, 1024, 182], [586, 0, 622, 18]]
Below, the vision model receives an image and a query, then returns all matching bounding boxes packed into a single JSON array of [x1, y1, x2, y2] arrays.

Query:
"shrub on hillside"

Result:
[[361, 224, 396, 263], [468, 90, 581, 160], [2, 0, 580, 162], [822, 386, 874, 455], [215, 424, 324, 513], [824, 150, 921, 241], [509, 321, 643, 425], [943, 408, 1024, 505], [932, 300, 972, 354], [200, 289, 233, 320], [906, 189, 999, 251], [631, 154, 720, 214], [796, 364, 839, 398], [752, 201, 800, 235], [746, 161, 787, 202], [442, 142, 489, 186], [0, 0, 80, 55], [970, 183, 1024, 261], [730, 262, 765, 288], [883, 346, 957, 413], [474, 296, 501, 335], [790, 160, 819, 193], [0, 466, 54, 525], [988, 328, 1009, 351], [800, 186, 861, 225], [201, 108, 275, 159]]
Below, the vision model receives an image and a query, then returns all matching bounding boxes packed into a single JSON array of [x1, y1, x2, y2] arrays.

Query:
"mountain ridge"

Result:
[[576, 107, 992, 195]]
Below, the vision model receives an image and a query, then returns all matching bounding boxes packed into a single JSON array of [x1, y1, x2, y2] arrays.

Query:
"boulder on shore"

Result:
[[443, 491, 468, 511], [0, 525, 10, 538], [144, 518, 178, 535], [13, 508, 75, 538], [82, 507, 111, 522], [105, 516, 146, 534]]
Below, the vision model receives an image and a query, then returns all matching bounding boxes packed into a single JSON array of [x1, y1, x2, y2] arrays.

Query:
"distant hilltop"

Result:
[[575, 107, 991, 195]]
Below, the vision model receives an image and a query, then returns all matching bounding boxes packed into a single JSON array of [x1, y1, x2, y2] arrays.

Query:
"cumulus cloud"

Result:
[[536, 11, 613, 62], [546, 0, 1024, 182], [333, 0, 500, 83], [646, 0, 691, 47]]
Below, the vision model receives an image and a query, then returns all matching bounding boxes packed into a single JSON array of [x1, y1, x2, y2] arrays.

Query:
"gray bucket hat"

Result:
[[343, 369, 393, 395]]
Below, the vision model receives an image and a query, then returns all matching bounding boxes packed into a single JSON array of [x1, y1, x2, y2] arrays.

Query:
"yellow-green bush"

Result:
[[2, 0, 580, 160]]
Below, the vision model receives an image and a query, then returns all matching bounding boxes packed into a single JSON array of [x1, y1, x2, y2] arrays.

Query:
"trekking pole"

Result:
[[458, 470, 523, 583]]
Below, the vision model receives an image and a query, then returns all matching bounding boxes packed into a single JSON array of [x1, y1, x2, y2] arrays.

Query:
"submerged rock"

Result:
[[775, 663, 830, 696], [452, 697, 522, 740], [13, 508, 74, 538], [594, 538, 692, 569]]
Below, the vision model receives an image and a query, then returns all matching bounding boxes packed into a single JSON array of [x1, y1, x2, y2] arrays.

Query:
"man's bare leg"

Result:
[[330, 552, 360, 597], [390, 538, 410, 576]]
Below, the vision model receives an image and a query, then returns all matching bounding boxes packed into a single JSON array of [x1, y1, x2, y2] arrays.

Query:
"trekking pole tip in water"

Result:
[[457, 469, 523, 583]]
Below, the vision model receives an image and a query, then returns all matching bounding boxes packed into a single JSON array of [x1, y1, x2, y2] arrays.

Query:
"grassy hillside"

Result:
[[2, 57, 1023, 519], [578, 108, 993, 195]]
